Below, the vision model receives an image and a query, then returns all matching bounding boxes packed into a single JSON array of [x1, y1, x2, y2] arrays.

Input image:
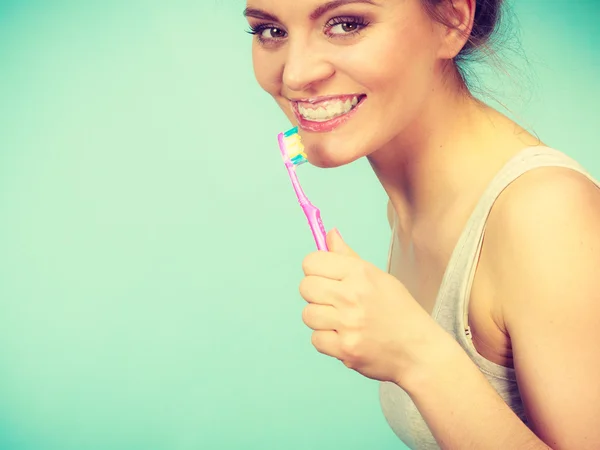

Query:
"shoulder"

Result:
[[480, 163, 600, 446], [485, 164, 600, 277], [483, 163, 600, 308], [491, 162, 600, 226]]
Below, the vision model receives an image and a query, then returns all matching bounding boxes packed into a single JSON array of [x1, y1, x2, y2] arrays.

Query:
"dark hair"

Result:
[[422, 0, 506, 90]]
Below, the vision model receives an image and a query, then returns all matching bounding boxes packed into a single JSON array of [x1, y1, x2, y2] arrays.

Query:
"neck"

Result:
[[367, 79, 529, 233]]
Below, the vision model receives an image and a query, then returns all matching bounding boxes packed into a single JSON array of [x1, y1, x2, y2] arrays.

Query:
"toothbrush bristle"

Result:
[[284, 127, 299, 138], [283, 127, 308, 166]]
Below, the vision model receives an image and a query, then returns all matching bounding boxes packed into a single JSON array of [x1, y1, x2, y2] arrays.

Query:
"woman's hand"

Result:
[[299, 228, 452, 386]]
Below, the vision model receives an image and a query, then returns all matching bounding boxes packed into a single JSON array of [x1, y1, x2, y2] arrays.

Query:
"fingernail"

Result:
[[334, 228, 342, 239]]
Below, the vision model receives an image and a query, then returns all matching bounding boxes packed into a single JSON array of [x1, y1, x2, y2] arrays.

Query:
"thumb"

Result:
[[326, 228, 360, 258]]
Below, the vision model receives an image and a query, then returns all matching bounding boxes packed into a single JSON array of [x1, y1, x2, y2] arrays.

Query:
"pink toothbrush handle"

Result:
[[301, 203, 328, 251], [281, 156, 328, 251]]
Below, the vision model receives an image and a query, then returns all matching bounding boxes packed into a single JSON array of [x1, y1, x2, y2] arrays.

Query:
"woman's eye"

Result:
[[329, 22, 361, 35], [325, 17, 369, 38], [260, 27, 287, 39]]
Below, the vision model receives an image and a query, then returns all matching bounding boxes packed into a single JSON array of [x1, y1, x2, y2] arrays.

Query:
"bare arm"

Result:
[[400, 168, 600, 449]]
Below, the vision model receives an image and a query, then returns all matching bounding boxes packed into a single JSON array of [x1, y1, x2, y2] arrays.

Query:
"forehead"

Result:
[[244, 0, 384, 20]]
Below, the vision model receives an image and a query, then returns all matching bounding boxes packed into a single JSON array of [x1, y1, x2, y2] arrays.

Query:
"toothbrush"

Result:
[[277, 126, 329, 251]]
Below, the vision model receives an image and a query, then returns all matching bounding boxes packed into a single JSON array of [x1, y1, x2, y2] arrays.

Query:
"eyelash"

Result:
[[246, 16, 370, 45]]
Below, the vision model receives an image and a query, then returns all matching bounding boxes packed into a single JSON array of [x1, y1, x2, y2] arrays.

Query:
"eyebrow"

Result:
[[242, 7, 279, 22], [243, 0, 378, 23], [309, 0, 378, 20]]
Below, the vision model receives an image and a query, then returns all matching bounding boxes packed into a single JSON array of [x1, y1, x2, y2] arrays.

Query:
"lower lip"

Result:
[[292, 96, 366, 133]]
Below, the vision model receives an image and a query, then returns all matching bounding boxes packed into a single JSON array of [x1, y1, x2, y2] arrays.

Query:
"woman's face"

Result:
[[246, 0, 451, 168]]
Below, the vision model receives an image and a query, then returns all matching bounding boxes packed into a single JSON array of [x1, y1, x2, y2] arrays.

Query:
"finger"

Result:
[[301, 251, 355, 280], [326, 228, 360, 258], [302, 304, 339, 331], [311, 330, 340, 358], [299, 275, 343, 306]]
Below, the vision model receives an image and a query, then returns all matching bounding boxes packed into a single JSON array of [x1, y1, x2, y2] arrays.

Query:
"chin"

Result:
[[306, 154, 346, 169], [301, 133, 367, 168]]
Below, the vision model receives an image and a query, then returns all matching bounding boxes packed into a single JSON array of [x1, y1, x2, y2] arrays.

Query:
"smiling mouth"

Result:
[[292, 94, 367, 123]]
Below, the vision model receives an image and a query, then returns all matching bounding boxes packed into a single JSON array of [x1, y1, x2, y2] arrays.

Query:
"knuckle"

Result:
[[342, 283, 367, 306], [345, 280, 372, 305], [311, 331, 324, 352], [339, 334, 361, 359], [301, 304, 314, 325], [311, 331, 319, 346], [349, 308, 367, 328], [339, 307, 362, 329], [301, 252, 320, 275], [344, 288, 361, 305], [301, 254, 313, 275], [342, 360, 355, 369], [298, 277, 310, 298], [355, 262, 373, 280]]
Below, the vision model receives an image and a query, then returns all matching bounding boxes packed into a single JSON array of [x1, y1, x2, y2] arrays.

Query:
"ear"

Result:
[[436, 0, 476, 60]]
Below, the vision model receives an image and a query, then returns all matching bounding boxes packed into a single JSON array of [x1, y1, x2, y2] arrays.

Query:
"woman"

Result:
[[244, 0, 600, 448]]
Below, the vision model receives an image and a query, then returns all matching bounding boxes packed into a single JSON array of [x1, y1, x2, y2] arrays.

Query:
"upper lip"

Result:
[[287, 94, 366, 104]]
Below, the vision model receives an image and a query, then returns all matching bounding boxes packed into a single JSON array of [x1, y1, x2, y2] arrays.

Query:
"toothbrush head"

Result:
[[278, 127, 308, 167]]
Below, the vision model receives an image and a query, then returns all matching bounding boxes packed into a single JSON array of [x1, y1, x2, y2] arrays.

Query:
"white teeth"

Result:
[[297, 95, 362, 122]]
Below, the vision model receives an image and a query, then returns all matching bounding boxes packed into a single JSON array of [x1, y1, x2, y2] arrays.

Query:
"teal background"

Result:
[[0, 1, 598, 449]]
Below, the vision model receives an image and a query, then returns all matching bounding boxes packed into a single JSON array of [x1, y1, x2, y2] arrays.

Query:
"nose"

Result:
[[282, 40, 335, 93]]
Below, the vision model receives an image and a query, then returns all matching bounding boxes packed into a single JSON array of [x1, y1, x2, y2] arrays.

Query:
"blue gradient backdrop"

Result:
[[0, 1, 598, 449]]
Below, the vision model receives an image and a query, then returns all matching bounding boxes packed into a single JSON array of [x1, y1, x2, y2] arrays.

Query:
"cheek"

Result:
[[336, 39, 437, 142], [331, 19, 438, 93], [346, 43, 433, 90], [251, 46, 281, 96], [252, 47, 296, 121]]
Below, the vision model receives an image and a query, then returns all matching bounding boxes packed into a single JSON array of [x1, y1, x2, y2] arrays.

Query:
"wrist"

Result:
[[397, 328, 469, 397]]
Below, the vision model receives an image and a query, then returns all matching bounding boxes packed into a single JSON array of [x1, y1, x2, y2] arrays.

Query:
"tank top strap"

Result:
[[432, 146, 597, 372]]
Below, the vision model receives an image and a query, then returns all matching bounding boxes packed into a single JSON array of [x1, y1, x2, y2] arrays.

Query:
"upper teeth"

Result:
[[297, 96, 360, 122]]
